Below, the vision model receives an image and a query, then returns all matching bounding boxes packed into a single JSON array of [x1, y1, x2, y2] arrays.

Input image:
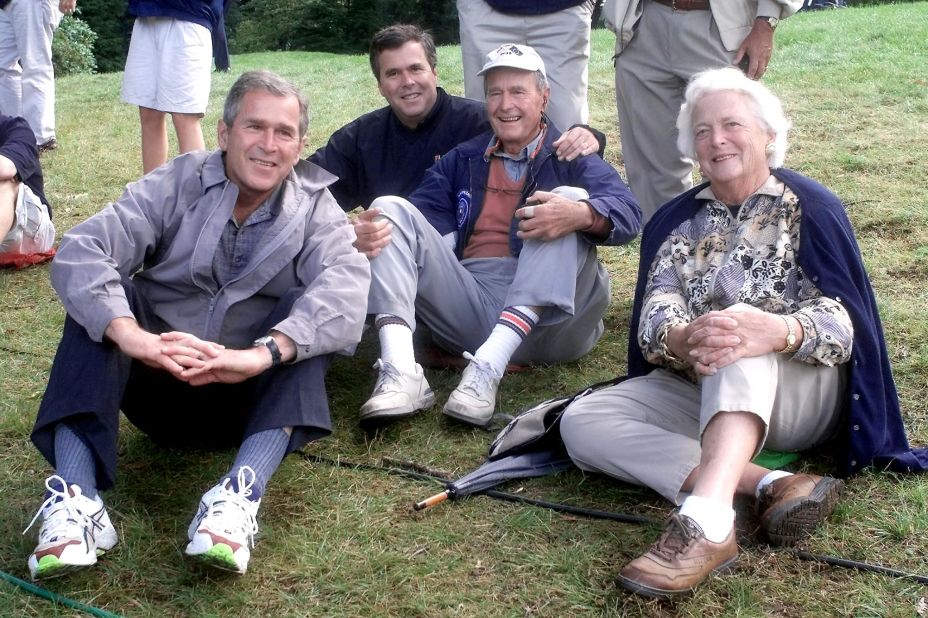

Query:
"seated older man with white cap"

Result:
[[356, 43, 641, 428]]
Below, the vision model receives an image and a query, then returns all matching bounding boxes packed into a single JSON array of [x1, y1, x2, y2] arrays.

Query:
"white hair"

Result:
[[676, 67, 791, 168]]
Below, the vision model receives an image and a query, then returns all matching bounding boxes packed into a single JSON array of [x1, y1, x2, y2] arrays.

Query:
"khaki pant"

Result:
[[457, 0, 592, 131], [366, 195, 609, 364], [560, 354, 845, 504], [614, 1, 734, 222]]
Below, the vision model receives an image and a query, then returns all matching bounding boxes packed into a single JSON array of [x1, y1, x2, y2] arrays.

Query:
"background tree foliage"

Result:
[[72, 0, 130, 73], [229, 0, 459, 55]]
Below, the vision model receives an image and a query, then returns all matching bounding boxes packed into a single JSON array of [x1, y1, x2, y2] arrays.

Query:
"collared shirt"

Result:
[[484, 124, 547, 182], [212, 185, 282, 288], [639, 175, 854, 377]]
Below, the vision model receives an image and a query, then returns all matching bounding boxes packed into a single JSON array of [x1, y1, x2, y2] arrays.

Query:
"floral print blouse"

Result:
[[639, 176, 854, 376]]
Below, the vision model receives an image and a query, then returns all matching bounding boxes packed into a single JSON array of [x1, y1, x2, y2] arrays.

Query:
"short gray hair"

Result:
[[223, 70, 310, 138], [482, 68, 548, 95], [676, 67, 790, 168]]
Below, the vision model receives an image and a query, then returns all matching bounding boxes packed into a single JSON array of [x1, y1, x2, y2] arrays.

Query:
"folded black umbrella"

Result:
[[415, 376, 625, 510]]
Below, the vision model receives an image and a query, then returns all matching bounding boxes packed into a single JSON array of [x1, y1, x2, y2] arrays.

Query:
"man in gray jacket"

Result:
[[23, 70, 370, 580]]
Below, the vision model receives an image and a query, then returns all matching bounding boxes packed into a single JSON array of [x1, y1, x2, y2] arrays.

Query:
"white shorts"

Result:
[[120, 16, 212, 115], [0, 182, 55, 254]]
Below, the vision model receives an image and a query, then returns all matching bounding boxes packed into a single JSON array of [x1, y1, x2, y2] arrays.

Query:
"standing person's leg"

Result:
[[139, 107, 168, 173], [456, 0, 516, 102], [614, 4, 732, 222], [160, 19, 210, 157], [0, 3, 22, 119], [14, 0, 59, 146], [171, 112, 205, 154], [525, 4, 592, 129], [123, 17, 167, 172]]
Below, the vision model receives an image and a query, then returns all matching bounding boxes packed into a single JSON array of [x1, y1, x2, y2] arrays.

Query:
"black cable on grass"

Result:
[[0, 570, 123, 618], [300, 451, 928, 586], [792, 550, 928, 585]]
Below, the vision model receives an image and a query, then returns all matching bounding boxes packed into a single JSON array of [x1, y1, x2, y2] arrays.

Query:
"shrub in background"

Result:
[[52, 15, 97, 76], [75, 0, 131, 73]]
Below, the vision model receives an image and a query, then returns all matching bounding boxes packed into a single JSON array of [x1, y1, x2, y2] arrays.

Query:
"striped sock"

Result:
[[375, 314, 416, 372], [473, 306, 539, 376], [227, 428, 290, 501], [53, 423, 98, 499]]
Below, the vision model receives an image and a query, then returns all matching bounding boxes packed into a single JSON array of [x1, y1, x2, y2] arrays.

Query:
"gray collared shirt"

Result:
[[212, 185, 283, 288]]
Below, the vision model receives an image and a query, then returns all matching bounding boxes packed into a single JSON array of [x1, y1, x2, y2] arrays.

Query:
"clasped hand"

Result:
[[669, 304, 782, 376]]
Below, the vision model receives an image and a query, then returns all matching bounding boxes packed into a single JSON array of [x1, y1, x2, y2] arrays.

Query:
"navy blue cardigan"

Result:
[[628, 168, 928, 477]]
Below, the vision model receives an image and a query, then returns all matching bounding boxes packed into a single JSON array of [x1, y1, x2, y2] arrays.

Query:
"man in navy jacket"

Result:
[[309, 24, 604, 254], [357, 44, 640, 428]]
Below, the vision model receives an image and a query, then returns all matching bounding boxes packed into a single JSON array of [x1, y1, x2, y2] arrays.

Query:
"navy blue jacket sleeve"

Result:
[[0, 115, 40, 185], [566, 153, 640, 246], [406, 151, 460, 237]]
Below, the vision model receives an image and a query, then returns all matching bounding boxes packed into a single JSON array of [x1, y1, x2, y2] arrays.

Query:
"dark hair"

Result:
[[223, 70, 309, 138], [368, 24, 437, 81]]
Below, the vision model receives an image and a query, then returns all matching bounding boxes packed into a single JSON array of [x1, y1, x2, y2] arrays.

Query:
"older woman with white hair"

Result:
[[559, 67, 928, 599]]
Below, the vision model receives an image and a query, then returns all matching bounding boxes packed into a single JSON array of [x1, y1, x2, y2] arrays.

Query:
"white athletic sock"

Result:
[[679, 495, 735, 543], [375, 315, 416, 372], [755, 470, 793, 499], [473, 306, 539, 376]]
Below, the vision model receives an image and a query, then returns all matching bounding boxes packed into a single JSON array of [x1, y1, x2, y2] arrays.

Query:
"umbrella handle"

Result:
[[414, 490, 451, 511]]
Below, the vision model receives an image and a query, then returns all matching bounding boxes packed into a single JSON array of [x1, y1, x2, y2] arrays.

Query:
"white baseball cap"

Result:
[[476, 43, 547, 81]]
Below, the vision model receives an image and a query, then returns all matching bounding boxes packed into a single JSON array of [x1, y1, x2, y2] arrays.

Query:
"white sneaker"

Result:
[[185, 466, 260, 574], [442, 353, 502, 427], [360, 359, 435, 423], [24, 475, 118, 580]]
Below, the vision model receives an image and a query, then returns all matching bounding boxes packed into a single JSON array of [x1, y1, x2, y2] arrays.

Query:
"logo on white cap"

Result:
[[477, 43, 547, 81]]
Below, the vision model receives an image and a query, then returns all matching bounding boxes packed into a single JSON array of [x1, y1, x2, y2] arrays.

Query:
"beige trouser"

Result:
[[560, 354, 845, 504], [457, 0, 592, 131], [614, 1, 734, 222]]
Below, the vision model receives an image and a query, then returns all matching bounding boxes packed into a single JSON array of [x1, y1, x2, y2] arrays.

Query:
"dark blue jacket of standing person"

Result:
[[309, 88, 489, 212], [627, 167, 928, 477], [0, 114, 49, 214], [484, 0, 590, 14], [128, 0, 224, 32], [407, 121, 641, 258]]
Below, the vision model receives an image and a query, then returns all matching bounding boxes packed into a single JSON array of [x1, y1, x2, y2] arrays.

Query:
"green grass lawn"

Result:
[[2, 3, 928, 616]]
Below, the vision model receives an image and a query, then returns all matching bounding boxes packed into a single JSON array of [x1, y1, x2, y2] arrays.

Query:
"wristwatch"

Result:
[[757, 16, 780, 29], [253, 335, 282, 367], [776, 316, 798, 354]]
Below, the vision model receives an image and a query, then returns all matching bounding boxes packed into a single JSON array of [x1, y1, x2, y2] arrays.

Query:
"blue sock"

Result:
[[53, 423, 98, 499], [226, 428, 290, 501]]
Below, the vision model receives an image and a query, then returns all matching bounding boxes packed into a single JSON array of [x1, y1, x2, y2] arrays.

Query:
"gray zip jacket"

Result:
[[51, 150, 371, 361]]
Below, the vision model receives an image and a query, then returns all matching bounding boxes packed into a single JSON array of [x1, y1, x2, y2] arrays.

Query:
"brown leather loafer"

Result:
[[758, 473, 844, 546], [616, 513, 738, 599]]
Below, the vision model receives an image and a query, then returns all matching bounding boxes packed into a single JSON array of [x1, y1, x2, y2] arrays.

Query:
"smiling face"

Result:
[[692, 90, 774, 204], [485, 68, 549, 155], [218, 89, 305, 211], [376, 41, 439, 129]]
